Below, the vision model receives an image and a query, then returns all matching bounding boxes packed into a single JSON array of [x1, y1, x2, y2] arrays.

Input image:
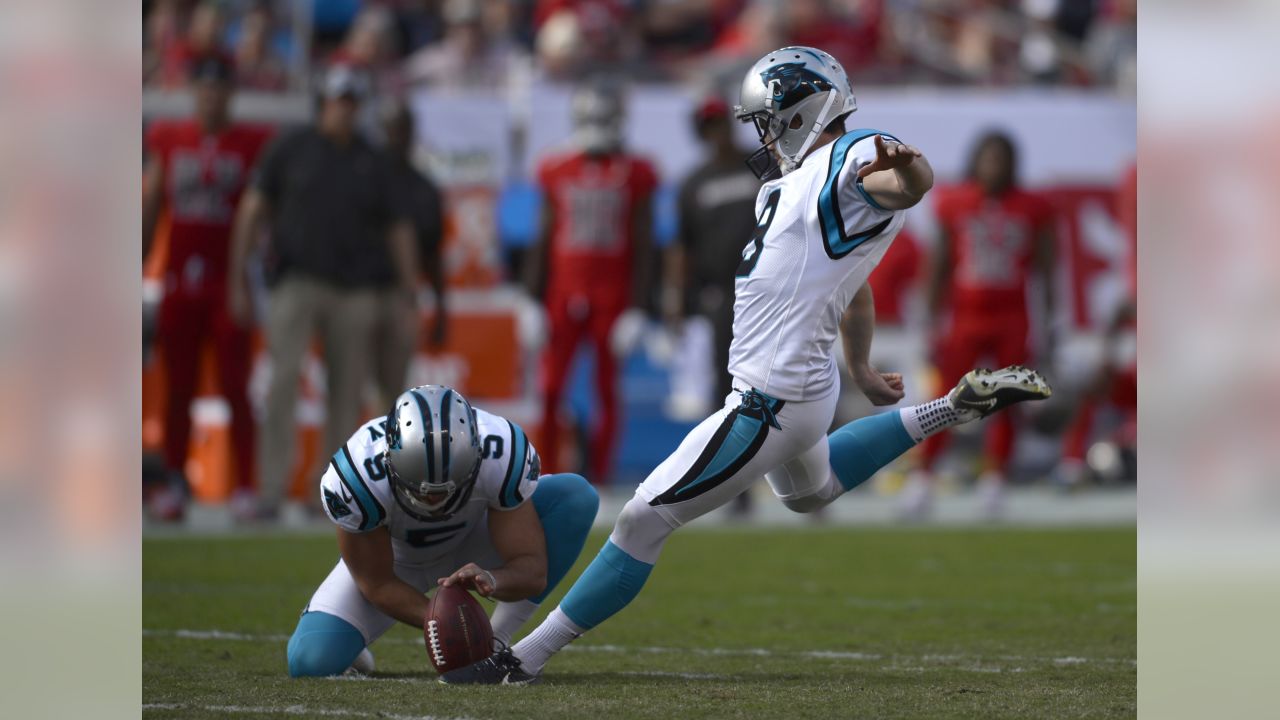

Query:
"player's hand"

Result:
[[437, 563, 498, 597], [228, 282, 253, 327], [610, 308, 648, 358], [857, 135, 923, 179], [852, 365, 906, 406]]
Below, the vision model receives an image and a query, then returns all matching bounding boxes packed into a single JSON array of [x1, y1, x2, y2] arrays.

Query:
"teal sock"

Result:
[[828, 411, 917, 492], [559, 540, 654, 630]]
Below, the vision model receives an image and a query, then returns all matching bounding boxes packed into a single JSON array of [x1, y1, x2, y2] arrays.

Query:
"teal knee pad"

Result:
[[560, 540, 653, 630], [531, 473, 600, 605], [286, 611, 367, 677], [828, 411, 916, 492]]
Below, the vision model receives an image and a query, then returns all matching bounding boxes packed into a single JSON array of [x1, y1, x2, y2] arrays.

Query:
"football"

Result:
[[423, 584, 494, 675]]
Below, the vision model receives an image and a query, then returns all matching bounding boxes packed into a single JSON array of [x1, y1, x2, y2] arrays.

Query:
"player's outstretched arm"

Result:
[[439, 502, 548, 602], [338, 526, 432, 628], [858, 135, 934, 210], [840, 283, 906, 406]]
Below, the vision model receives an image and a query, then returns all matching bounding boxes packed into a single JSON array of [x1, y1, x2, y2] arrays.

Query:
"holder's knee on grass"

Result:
[[287, 611, 366, 678]]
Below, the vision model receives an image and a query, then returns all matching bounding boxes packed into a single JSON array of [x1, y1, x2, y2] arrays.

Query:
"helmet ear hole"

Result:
[[789, 114, 804, 130]]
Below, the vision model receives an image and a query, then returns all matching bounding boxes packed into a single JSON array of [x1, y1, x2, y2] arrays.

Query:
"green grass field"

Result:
[[143, 526, 1135, 719]]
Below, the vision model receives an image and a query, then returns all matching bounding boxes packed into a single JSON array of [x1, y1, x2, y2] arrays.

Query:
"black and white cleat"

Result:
[[438, 647, 540, 686], [949, 365, 1052, 420]]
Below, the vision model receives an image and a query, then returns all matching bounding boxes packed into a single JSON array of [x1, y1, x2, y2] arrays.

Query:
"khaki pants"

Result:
[[370, 288, 420, 412], [258, 276, 379, 513]]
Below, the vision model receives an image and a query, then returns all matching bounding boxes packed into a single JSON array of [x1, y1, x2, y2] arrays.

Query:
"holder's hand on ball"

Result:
[[438, 563, 498, 597]]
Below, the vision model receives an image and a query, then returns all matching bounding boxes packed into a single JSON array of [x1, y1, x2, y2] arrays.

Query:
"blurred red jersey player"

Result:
[[143, 56, 273, 520], [1059, 162, 1137, 484], [526, 83, 658, 485], [905, 130, 1056, 519]]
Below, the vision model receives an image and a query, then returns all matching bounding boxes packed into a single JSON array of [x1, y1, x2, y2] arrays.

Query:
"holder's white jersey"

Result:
[[728, 129, 908, 401], [318, 408, 539, 565]]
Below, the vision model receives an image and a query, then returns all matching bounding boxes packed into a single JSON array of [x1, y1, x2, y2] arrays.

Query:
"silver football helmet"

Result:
[[734, 46, 858, 180], [383, 385, 482, 520], [572, 81, 625, 155]]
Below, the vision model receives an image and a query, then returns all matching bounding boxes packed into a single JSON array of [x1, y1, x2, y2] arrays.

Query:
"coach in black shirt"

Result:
[[229, 65, 419, 519], [668, 97, 762, 405]]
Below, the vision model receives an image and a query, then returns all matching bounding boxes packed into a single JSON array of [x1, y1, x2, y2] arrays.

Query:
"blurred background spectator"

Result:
[[225, 65, 419, 522], [904, 130, 1057, 520], [142, 56, 273, 521], [527, 83, 658, 485], [147, 0, 228, 88], [232, 2, 290, 91], [405, 0, 527, 89], [142, 0, 1135, 92], [670, 96, 758, 407], [377, 100, 447, 410]]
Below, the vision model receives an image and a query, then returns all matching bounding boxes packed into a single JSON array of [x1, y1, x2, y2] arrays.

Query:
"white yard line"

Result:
[[144, 628, 1135, 669], [148, 629, 292, 642], [618, 671, 733, 680], [141, 703, 473, 720]]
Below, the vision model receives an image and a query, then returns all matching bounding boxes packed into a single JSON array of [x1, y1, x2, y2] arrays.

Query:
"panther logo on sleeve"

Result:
[[324, 487, 353, 520]]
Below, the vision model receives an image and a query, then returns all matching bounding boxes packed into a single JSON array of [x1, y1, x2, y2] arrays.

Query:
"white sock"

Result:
[[490, 599, 539, 647], [512, 606, 585, 675], [899, 395, 965, 443]]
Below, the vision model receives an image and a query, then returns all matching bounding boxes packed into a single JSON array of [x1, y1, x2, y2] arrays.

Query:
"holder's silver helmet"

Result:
[[734, 46, 857, 180], [383, 385, 482, 520]]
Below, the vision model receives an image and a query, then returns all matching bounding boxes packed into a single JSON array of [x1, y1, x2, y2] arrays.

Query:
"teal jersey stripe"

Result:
[[675, 413, 764, 497], [333, 447, 385, 531], [817, 128, 899, 259], [501, 421, 528, 508]]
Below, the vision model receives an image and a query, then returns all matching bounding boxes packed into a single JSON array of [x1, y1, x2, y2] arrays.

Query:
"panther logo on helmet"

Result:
[[735, 46, 858, 180], [760, 62, 836, 111]]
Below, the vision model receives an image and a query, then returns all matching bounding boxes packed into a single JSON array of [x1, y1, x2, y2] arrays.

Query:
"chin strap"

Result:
[[780, 90, 838, 176]]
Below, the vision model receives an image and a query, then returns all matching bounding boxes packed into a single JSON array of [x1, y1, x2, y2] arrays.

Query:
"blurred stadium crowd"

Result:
[[141, 0, 1136, 526], [144, 0, 1136, 92]]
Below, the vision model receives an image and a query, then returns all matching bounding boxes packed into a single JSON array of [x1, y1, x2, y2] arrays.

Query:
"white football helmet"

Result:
[[734, 46, 858, 180]]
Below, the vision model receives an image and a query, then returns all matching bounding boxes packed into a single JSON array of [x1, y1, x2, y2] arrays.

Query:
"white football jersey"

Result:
[[728, 129, 908, 402], [319, 408, 539, 565]]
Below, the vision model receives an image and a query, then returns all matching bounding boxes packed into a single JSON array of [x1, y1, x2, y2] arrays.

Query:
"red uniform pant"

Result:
[[1062, 366, 1137, 461], [540, 292, 626, 484], [155, 290, 255, 491], [921, 314, 1029, 473]]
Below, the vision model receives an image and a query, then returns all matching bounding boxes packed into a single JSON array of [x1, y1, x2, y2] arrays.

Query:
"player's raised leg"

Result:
[[768, 365, 1053, 513]]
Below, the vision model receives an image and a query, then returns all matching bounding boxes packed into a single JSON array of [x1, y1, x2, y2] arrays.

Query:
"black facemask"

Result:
[[745, 146, 783, 181]]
